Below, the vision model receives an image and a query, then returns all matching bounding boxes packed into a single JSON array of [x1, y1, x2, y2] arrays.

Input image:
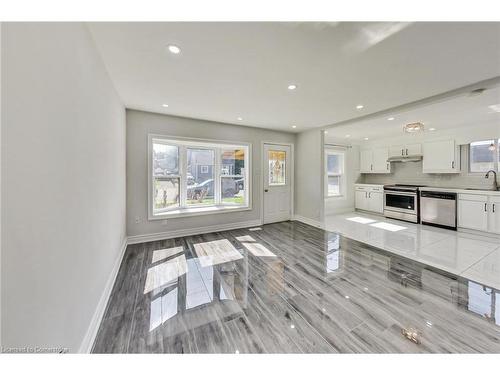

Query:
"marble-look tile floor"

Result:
[[93, 221, 500, 353], [325, 212, 500, 290]]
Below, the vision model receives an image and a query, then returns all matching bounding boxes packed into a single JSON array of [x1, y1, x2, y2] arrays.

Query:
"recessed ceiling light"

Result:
[[292, 125, 297, 129], [287, 84, 297, 90], [364, 137, 369, 141], [290, 324, 295, 329], [162, 104, 169, 108], [429, 127, 436, 131], [237, 117, 243, 121], [324, 130, 328, 134], [387, 117, 395, 121], [356, 105, 364, 109], [167, 44, 181, 54], [345, 134, 351, 138]]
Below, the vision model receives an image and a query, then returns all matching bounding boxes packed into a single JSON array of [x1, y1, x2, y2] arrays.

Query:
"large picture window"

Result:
[[149, 136, 250, 218], [469, 139, 500, 173]]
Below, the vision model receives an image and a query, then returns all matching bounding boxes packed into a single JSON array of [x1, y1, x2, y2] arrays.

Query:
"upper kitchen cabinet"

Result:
[[360, 147, 391, 173], [389, 143, 422, 158], [422, 139, 460, 173]]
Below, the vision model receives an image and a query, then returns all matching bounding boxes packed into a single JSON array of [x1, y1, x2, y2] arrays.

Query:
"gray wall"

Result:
[[362, 146, 499, 189], [295, 129, 324, 223], [1, 23, 126, 352], [126, 109, 295, 238]]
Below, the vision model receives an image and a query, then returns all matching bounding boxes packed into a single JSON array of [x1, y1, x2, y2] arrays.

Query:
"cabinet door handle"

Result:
[[493, 204, 496, 213], [386, 163, 389, 170], [371, 164, 373, 171], [406, 149, 408, 156], [369, 192, 371, 198], [365, 192, 368, 198], [484, 203, 487, 212], [452, 161, 455, 169], [401, 149, 404, 156]]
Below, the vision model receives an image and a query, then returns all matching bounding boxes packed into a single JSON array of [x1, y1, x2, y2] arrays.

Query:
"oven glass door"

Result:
[[385, 192, 415, 212]]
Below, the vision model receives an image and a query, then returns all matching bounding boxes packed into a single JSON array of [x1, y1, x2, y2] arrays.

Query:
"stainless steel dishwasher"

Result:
[[420, 190, 457, 230]]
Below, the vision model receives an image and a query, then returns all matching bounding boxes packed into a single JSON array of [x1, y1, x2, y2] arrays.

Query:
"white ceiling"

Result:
[[88, 22, 500, 132], [324, 85, 500, 143]]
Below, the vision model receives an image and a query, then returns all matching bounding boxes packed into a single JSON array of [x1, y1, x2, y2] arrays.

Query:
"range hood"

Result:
[[387, 155, 423, 163]]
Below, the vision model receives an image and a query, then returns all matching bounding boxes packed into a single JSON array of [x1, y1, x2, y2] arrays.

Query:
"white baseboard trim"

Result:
[[292, 215, 324, 229], [127, 219, 262, 245], [79, 236, 128, 353]]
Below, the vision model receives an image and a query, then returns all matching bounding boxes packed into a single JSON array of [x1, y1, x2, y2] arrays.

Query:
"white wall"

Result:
[[1, 23, 126, 352], [324, 145, 360, 216], [126, 109, 295, 240], [295, 129, 324, 224]]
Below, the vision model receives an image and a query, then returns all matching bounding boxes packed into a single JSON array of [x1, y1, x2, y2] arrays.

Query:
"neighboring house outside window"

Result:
[[149, 135, 250, 219], [325, 149, 345, 197]]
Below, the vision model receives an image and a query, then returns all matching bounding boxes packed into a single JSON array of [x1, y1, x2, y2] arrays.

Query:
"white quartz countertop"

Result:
[[419, 186, 500, 196]]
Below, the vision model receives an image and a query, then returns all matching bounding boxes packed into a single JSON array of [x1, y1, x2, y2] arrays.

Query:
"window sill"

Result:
[[326, 194, 344, 199], [149, 204, 251, 220]]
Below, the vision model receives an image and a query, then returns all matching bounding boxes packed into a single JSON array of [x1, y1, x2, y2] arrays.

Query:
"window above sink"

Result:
[[469, 139, 500, 173]]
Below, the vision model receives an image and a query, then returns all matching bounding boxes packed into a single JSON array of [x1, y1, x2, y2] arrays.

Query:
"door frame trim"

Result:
[[260, 141, 294, 225]]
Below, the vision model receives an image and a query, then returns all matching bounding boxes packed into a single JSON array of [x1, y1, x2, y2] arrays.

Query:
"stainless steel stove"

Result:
[[383, 184, 426, 223]]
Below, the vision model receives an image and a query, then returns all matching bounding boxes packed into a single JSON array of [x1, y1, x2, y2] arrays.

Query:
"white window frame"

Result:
[[148, 134, 251, 220], [325, 149, 345, 198], [468, 139, 500, 174]]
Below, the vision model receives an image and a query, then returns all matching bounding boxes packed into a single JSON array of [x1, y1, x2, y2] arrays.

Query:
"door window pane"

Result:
[[328, 176, 340, 196], [154, 178, 180, 211], [268, 150, 286, 185], [153, 143, 179, 176], [470, 140, 496, 172], [186, 148, 215, 206]]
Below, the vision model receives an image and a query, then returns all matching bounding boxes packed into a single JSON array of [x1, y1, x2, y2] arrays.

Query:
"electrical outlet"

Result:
[[135, 216, 141, 224]]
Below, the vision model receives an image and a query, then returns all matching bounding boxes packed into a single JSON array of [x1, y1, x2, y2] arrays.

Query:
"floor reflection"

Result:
[[94, 221, 500, 353]]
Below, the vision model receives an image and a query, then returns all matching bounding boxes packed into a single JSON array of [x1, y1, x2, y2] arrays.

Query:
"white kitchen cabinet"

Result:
[[389, 143, 422, 158], [360, 149, 373, 173], [355, 190, 370, 211], [355, 185, 384, 214], [422, 139, 460, 173], [372, 148, 391, 173], [458, 194, 489, 232], [360, 148, 391, 174], [368, 191, 384, 213], [405, 143, 422, 156], [488, 196, 500, 234]]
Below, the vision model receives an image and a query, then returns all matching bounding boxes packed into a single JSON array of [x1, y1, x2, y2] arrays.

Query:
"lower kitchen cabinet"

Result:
[[458, 198, 488, 232], [489, 196, 500, 234], [355, 185, 384, 214], [458, 193, 500, 234]]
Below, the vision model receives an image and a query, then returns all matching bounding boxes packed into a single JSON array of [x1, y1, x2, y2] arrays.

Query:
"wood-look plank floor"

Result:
[[92, 221, 500, 353]]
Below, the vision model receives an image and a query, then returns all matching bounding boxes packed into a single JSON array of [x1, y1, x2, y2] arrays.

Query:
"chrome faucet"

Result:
[[485, 170, 499, 191]]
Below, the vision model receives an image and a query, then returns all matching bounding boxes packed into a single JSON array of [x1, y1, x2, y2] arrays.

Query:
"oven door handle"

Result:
[[384, 191, 417, 197]]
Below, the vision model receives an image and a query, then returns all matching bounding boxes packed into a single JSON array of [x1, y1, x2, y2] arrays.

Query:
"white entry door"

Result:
[[263, 143, 292, 224]]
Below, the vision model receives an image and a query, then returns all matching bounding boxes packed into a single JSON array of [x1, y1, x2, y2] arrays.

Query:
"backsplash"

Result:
[[360, 147, 498, 189]]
